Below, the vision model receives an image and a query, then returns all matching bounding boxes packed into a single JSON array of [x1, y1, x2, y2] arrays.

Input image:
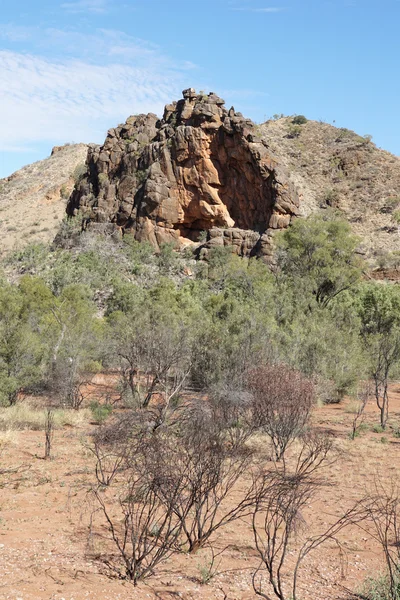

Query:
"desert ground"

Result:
[[0, 378, 398, 600]]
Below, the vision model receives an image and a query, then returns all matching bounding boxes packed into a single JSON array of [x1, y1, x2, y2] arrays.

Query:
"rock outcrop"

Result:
[[67, 89, 300, 258]]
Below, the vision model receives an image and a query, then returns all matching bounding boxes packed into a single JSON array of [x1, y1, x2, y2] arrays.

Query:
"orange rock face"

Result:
[[67, 89, 300, 257]]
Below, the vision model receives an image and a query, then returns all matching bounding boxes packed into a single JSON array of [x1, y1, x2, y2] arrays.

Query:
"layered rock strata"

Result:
[[67, 89, 300, 257]]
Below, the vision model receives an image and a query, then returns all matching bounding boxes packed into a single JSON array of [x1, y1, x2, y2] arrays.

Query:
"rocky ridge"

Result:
[[261, 117, 400, 261], [0, 144, 88, 255], [67, 89, 300, 259]]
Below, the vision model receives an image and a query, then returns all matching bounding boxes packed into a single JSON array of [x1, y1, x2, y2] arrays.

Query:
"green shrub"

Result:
[[98, 172, 108, 185], [60, 184, 70, 200], [287, 124, 302, 138], [90, 401, 113, 424], [292, 114, 308, 125], [359, 572, 400, 600], [72, 164, 87, 185], [321, 188, 340, 208], [372, 424, 384, 433]]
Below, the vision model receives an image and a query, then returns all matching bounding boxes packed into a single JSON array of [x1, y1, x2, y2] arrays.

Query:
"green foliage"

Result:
[[321, 188, 340, 208], [277, 213, 362, 308], [359, 572, 400, 600], [0, 283, 45, 405], [3, 211, 400, 414], [157, 242, 179, 274], [90, 400, 112, 424], [136, 169, 148, 186], [98, 173, 108, 185], [292, 114, 308, 125], [60, 184, 70, 200], [357, 284, 400, 336], [8, 243, 50, 274], [357, 283, 400, 427], [287, 124, 302, 138], [72, 163, 87, 184]]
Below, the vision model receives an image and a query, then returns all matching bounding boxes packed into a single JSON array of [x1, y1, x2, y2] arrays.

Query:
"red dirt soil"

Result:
[[0, 382, 400, 600]]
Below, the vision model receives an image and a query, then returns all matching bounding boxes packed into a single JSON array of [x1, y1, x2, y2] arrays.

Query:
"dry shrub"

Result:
[[92, 399, 259, 562], [247, 364, 315, 461], [155, 400, 257, 553], [252, 432, 363, 600], [93, 453, 183, 585]]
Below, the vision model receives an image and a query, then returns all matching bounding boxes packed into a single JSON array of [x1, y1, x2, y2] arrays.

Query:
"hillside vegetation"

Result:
[[0, 212, 399, 598], [0, 143, 87, 255], [262, 116, 400, 263]]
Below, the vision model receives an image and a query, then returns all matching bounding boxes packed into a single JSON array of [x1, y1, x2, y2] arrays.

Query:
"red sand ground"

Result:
[[0, 381, 399, 600]]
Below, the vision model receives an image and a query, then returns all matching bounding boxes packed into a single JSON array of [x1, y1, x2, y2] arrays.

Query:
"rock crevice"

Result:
[[67, 89, 300, 256]]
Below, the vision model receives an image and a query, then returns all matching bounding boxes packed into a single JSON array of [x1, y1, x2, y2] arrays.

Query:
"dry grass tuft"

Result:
[[0, 404, 91, 431]]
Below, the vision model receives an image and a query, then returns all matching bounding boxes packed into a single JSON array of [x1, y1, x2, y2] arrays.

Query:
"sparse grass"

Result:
[[372, 424, 385, 433], [0, 404, 91, 431], [359, 572, 400, 600], [345, 400, 361, 414]]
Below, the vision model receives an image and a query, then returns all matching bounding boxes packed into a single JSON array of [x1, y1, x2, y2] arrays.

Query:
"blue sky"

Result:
[[1, 0, 399, 178]]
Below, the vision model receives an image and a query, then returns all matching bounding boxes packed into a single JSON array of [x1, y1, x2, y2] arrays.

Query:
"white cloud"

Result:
[[0, 33, 189, 151], [60, 0, 109, 14]]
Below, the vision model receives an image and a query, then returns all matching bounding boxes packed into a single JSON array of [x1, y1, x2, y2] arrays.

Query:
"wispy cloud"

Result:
[[60, 0, 109, 14], [0, 24, 32, 41], [231, 6, 285, 12], [0, 28, 193, 152]]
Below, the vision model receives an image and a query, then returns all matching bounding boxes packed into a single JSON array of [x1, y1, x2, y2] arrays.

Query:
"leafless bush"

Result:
[[93, 462, 183, 585], [90, 410, 154, 486], [153, 400, 257, 553], [208, 383, 255, 449], [49, 356, 94, 409], [92, 401, 258, 556], [351, 382, 371, 440], [247, 364, 315, 461], [251, 433, 363, 600], [361, 481, 400, 599]]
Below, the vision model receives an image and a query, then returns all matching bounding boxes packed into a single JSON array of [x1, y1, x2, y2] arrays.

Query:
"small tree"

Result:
[[0, 283, 44, 405], [277, 214, 362, 308], [108, 314, 192, 414], [93, 450, 183, 585], [46, 284, 102, 409], [247, 364, 315, 461], [291, 115, 308, 125], [357, 284, 400, 429], [350, 382, 371, 440], [252, 433, 363, 600]]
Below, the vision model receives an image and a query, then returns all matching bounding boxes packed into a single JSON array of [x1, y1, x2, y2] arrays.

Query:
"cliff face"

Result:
[[67, 89, 300, 258]]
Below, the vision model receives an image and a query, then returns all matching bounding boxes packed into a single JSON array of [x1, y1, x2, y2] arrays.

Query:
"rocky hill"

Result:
[[67, 90, 400, 264], [0, 144, 87, 255], [67, 89, 300, 260], [261, 117, 400, 262]]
